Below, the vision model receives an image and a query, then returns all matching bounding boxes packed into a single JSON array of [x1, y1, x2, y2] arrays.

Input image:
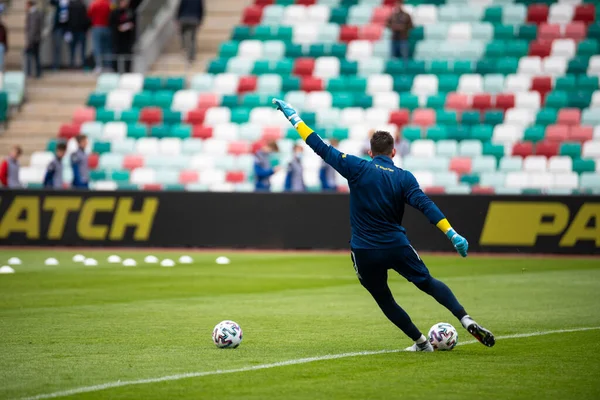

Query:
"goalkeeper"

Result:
[[273, 99, 495, 352]]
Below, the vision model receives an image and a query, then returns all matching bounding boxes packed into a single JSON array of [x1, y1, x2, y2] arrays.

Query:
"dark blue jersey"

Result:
[[306, 132, 446, 249]]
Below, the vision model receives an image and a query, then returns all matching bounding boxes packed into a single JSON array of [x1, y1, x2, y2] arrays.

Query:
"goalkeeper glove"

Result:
[[446, 228, 468, 258], [272, 98, 303, 128]]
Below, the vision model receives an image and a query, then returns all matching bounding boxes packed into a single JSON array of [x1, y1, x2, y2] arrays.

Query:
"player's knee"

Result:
[[414, 274, 434, 292]]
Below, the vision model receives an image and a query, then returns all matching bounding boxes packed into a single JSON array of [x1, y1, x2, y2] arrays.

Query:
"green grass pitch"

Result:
[[1, 249, 599, 400]]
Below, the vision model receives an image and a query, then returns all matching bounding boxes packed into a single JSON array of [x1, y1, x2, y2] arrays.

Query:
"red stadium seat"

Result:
[[123, 155, 144, 170], [254, 0, 274, 5], [472, 94, 492, 111], [297, 0, 316, 4], [535, 141, 559, 157], [339, 25, 359, 42], [88, 153, 99, 169], [58, 123, 80, 139], [242, 6, 263, 25], [140, 107, 163, 125], [237, 76, 258, 94], [301, 76, 323, 92], [382, 0, 395, 5], [445, 93, 470, 110], [411, 109, 436, 127], [557, 108, 581, 126], [372, 6, 393, 24], [449, 157, 472, 174], [360, 24, 383, 41], [262, 126, 283, 140], [569, 126, 593, 142], [526, 4, 549, 25], [251, 141, 264, 154], [72, 107, 95, 124], [186, 108, 206, 124], [529, 40, 552, 57], [228, 141, 251, 155], [530, 76, 553, 96], [471, 186, 495, 195], [545, 125, 569, 142], [573, 4, 596, 24], [494, 93, 515, 110], [565, 22, 587, 41], [198, 94, 219, 108], [424, 186, 446, 194], [192, 125, 213, 139], [293, 58, 315, 76], [538, 23, 561, 40], [226, 171, 246, 183], [179, 170, 199, 184], [389, 109, 410, 126], [512, 141, 534, 157], [142, 184, 163, 191]]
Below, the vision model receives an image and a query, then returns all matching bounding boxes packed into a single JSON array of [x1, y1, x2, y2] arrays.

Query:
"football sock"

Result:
[[415, 276, 468, 320], [460, 315, 476, 329], [416, 335, 428, 344], [365, 284, 422, 341]]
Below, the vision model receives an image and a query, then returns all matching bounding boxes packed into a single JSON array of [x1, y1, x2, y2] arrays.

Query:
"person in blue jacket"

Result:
[[44, 142, 67, 189], [272, 98, 495, 352], [284, 143, 305, 192], [71, 134, 89, 189], [253, 140, 279, 191], [319, 138, 339, 191]]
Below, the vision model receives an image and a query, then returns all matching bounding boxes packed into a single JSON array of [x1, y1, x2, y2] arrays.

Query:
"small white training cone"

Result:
[[179, 255, 193, 264], [0, 266, 15, 274], [144, 255, 159, 264], [216, 256, 230, 265], [84, 258, 98, 266], [7, 257, 21, 265], [73, 254, 86, 262], [123, 258, 137, 267], [45, 258, 59, 266], [107, 255, 122, 264], [160, 259, 175, 267]]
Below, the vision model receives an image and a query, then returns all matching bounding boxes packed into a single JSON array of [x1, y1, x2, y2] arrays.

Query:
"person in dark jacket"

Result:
[[254, 141, 279, 191], [0, 13, 8, 72], [68, 0, 91, 69], [0, 145, 22, 188], [320, 138, 338, 191], [71, 134, 89, 189], [177, 0, 204, 63], [109, 0, 136, 73], [285, 143, 305, 192], [25, 0, 43, 78], [50, 0, 70, 69], [44, 142, 66, 189]]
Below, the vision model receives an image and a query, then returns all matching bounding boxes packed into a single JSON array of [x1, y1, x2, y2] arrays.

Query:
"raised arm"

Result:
[[403, 170, 469, 257], [272, 99, 365, 181]]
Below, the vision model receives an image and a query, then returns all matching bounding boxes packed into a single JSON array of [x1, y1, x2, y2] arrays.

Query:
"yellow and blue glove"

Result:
[[272, 98, 303, 128], [446, 228, 468, 257]]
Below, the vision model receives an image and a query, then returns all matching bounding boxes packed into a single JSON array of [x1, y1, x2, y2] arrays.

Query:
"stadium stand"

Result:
[[21, 0, 600, 193]]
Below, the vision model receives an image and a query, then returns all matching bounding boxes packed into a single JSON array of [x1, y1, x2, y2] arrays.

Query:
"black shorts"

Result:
[[350, 245, 431, 287]]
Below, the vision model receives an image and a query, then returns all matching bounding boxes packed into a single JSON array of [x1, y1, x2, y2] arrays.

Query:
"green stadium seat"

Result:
[[460, 174, 480, 185], [483, 110, 504, 126], [402, 125, 422, 141], [471, 125, 493, 142], [400, 93, 419, 110], [483, 142, 505, 158], [170, 124, 192, 139], [452, 60, 474, 74], [87, 93, 107, 108], [127, 123, 147, 138], [231, 25, 251, 41], [133, 92, 153, 108], [572, 158, 596, 173], [569, 91, 592, 109], [567, 57, 589, 74], [560, 142, 582, 158], [165, 77, 186, 92], [461, 111, 481, 126], [545, 91, 569, 109], [493, 24, 515, 40], [578, 75, 599, 91], [163, 110, 182, 125], [143, 76, 162, 91], [438, 74, 459, 92], [577, 40, 598, 57], [523, 125, 545, 142], [483, 6, 503, 23], [219, 41, 239, 58], [425, 125, 448, 141], [208, 59, 227, 74], [436, 110, 458, 125], [231, 108, 250, 123], [393, 75, 414, 92], [535, 108, 557, 126], [426, 94, 446, 109], [555, 75, 576, 91], [120, 108, 140, 124], [92, 141, 111, 154], [96, 108, 116, 123], [496, 57, 518, 74]]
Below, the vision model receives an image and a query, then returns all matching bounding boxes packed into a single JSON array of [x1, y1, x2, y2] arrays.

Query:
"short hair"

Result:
[[370, 130, 395, 157], [56, 143, 67, 152], [13, 145, 23, 156], [266, 140, 279, 152], [76, 134, 87, 144]]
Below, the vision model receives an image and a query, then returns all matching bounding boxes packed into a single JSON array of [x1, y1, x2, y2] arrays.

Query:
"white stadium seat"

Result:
[[130, 168, 156, 185], [171, 90, 199, 113], [523, 155, 547, 172], [118, 73, 144, 92], [106, 90, 133, 111], [238, 40, 263, 59], [204, 107, 232, 126], [410, 140, 436, 157], [29, 151, 54, 169], [136, 138, 159, 155], [102, 122, 127, 141]]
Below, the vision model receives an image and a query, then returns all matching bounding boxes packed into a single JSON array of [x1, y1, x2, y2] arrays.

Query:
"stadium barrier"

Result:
[[0, 191, 598, 254]]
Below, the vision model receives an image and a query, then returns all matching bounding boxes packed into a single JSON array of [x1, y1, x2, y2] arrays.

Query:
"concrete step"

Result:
[[27, 87, 92, 102]]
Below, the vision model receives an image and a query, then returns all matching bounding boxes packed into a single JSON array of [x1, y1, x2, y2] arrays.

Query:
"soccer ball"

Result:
[[428, 322, 458, 351], [212, 320, 243, 348]]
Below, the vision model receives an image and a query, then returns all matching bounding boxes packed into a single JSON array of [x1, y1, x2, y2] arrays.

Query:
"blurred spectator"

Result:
[[68, 0, 91, 69], [177, 0, 204, 64], [387, 0, 413, 63], [88, 0, 112, 73], [50, 0, 71, 70], [0, 12, 8, 72], [395, 130, 410, 158], [0, 145, 22, 188], [71, 134, 89, 189], [110, 0, 136, 73], [285, 144, 305, 192], [43, 142, 67, 189], [254, 141, 279, 191], [25, 0, 43, 79], [320, 139, 339, 191]]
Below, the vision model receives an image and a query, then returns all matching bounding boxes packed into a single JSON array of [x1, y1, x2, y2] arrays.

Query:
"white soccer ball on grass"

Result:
[[428, 322, 458, 351], [212, 320, 243, 348]]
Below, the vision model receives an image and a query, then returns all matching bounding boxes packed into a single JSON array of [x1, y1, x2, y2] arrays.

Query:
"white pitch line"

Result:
[[17, 326, 600, 400]]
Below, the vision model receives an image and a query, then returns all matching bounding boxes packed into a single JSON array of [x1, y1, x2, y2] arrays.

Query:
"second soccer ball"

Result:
[[428, 322, 458, 351], [212, 320, 243, 349]]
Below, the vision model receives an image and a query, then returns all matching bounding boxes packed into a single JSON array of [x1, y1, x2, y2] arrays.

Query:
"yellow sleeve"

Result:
[[436, 218, 452, 234], [296, 122, 314, 141]]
